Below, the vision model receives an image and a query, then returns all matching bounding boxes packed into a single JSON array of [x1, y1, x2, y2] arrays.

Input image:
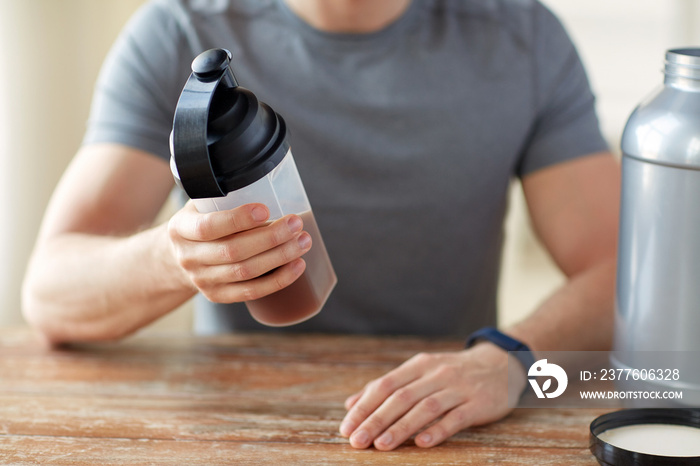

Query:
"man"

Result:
[[22, 0, 620, 451]]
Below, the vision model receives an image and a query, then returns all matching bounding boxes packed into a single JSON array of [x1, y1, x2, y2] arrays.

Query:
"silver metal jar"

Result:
[[613, 48, 700, 405]]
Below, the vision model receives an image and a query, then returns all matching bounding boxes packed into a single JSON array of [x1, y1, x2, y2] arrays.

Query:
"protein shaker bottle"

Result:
[[613, 48, 700, 404], [170, 48, 337, 327]]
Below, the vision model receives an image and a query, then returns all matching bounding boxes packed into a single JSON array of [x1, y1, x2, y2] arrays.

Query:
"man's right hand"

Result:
[[22, 144, 314, 343], [167, 202, 312, 304]]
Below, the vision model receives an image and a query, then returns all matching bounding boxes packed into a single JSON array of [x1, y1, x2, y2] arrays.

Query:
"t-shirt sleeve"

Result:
[[516, 3, 609, 177], [81, 1, 193, 161]]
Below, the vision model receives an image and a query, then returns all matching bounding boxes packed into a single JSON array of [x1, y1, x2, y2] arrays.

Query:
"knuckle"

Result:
[[434, 365, 457, 381], [173, 248, 193, 269], [200, 287, 220, 303], [179, 252, 204, 274], [429, 422, 449, 441], [218, 242, 241, 264], [189, 274, 208, 290], [279, 239, 300, 264], [191, 273, 222, 295], [393, 387, 413, 404], [238, 283, 260, 302], [167, 217, 180, 240], [366, 414, 386, 431], [223, 210, 241, 231], [391, 420, 411, 438], [413, 352, 433, 366], [272, 271, 291, 292], [190, 216, 208, 240], [419, 396, 443, 415], [269, 233, 285, 250], [350, 404, 372, 421], [374, 377, 395, 396], [192, 214, 217, 240], [270, 221, 292, 248], [228, 262, 251, 282], [426, 409, 470, 443], [451, 407, 469, 426]]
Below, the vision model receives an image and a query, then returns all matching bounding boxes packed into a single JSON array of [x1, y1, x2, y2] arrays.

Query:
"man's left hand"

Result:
[[339, 342, 523, 450]]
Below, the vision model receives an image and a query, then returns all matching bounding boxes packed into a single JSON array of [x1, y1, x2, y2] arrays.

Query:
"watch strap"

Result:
[[465, 326, 536, 372]]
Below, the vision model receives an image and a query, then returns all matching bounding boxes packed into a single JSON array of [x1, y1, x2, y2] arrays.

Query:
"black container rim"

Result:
[[589, 408, 700, 465]]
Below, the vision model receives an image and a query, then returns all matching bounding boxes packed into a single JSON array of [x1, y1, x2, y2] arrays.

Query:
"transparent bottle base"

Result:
[[245, 210, 336, 327]]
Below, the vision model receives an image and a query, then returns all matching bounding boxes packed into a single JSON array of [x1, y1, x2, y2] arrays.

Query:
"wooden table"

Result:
[[0, 329, 608, 465]]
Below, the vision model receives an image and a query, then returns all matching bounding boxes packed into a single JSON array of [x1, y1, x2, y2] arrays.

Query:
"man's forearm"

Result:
[[506, 256, 616, 353], [22, 222, 196, 344]]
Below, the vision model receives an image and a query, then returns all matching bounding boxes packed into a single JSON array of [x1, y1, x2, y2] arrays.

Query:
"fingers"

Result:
[[190, 234, 311, 299], [205, 258, 307, 303], [185, 219, 310, 269], [339, 353, 432, 440], [339, 349, 512, 451], [374, 389, 464, 450], [348, 382, 456, 450], [414, 403, 475, 448], [172, 202, 270, 241], [168, 202, 313, 303]]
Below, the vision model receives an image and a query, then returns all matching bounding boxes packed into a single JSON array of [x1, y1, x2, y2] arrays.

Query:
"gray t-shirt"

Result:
[[84, 0, 608, 337]]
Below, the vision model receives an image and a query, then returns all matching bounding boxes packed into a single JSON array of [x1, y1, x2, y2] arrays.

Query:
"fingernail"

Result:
[[376, 431, 393, 446], [297, 233, 311, 249], [419, 433, 432, 445], [287, 215, 303, 233], [339, 421, 354, 437], [251, 206, 268, 222], [351, 430, 369, 446]]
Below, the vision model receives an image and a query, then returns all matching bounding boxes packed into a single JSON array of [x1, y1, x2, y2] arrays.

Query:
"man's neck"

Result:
[[282, 0, 412, 33]]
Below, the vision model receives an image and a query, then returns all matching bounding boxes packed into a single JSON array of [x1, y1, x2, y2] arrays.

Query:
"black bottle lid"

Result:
[[172, 48, 289, 199]]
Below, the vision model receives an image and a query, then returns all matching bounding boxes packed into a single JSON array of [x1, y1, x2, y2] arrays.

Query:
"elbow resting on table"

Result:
[[21, 280, 135, 345]]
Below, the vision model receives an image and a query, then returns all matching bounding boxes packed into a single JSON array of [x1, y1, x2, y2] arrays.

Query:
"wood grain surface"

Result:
[[0, 329, 607, 465]]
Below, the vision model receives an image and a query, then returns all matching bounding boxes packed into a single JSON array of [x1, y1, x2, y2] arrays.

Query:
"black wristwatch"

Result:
[[465, 326, 536, 373]]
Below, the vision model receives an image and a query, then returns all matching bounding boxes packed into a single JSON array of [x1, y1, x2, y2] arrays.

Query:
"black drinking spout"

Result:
[[171, 48, 237, 198], [191, 48, 238, 88]]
